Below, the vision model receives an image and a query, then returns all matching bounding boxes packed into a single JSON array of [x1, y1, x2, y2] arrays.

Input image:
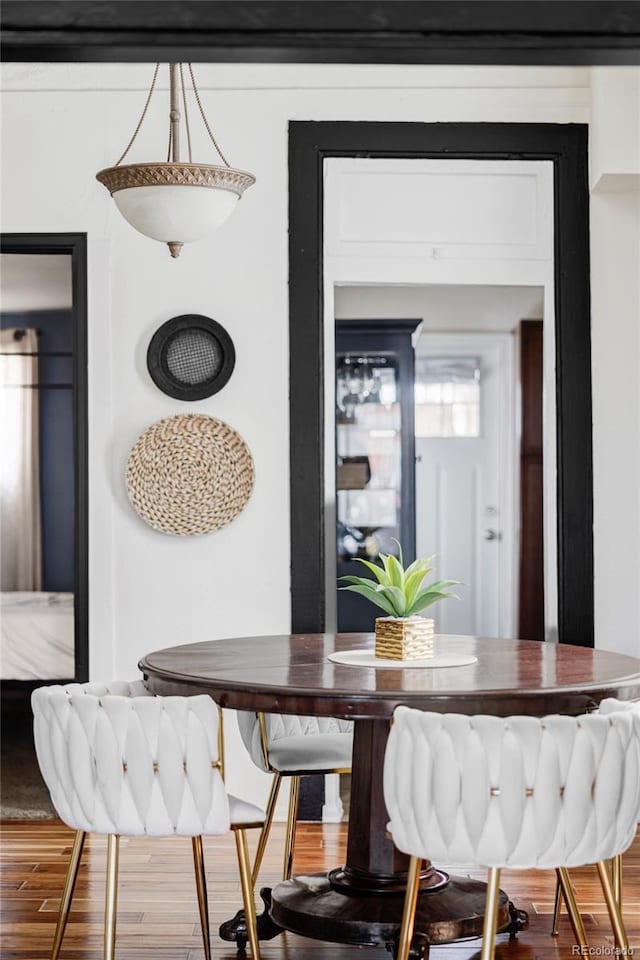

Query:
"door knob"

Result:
[[484, 529, 500, 541]]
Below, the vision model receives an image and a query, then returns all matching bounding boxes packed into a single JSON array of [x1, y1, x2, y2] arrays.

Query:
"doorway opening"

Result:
[[0, 233, 88, 819], [334, 286, 546, 643]]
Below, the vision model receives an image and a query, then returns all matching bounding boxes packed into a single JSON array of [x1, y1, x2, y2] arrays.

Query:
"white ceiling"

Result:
[[1, 254, 73, 312], [335, 283, 544, 333]]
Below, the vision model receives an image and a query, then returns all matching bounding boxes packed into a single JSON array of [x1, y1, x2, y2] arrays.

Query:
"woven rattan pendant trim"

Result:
[[126, 414, 254, 535]]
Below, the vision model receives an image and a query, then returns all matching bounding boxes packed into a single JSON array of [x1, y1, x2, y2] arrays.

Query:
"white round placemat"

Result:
[[328, 650, 477, 669]]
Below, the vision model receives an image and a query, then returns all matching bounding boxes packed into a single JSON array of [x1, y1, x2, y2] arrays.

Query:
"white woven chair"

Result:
[[32, 681, 264, 960], [237, 711, 353, 882], [384, 705, 640, 960], [551, 697, 640, 941]]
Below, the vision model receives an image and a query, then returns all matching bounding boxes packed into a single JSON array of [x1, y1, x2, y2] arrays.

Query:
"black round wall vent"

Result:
[[147, 314, 236, 401]]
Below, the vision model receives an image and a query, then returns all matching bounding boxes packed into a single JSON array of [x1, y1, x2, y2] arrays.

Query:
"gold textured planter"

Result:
[[374, 617, 435, 661]]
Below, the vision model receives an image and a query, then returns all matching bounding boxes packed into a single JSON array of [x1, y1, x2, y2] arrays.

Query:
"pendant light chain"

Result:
[[179, 64, 193, 164], [111, 62, 231, 169], [115, 62, 160, 167], [188, 63, 231, 168]]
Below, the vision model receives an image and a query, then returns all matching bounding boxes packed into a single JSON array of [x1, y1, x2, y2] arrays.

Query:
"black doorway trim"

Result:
[[289, 122, 593, 648], [1, 233, 89, 683], [2, 1, 640, 64]]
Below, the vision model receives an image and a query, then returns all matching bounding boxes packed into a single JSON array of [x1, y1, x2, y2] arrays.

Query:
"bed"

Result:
[[1, 592, 74, 680]]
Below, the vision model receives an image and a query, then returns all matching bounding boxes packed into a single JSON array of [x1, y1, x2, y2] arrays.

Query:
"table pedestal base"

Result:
[[219, 888, 283, 951], [270, 872, 519, 957]]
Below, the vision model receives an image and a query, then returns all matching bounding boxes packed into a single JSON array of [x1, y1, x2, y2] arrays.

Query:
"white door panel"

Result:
[[415, 334, 515, 638], [416, 459, 481, 635]]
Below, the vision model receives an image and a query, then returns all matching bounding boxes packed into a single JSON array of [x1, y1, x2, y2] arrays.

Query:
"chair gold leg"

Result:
[[551, 871, 562, 936], [557, 866, 589, 952], [480, 867, 501, 960], [611, 853, 623, 911], [192, 836, 212, 960], [282, 775, 300, 881], [104, 834, 119, 960], [251, 772, 283, 887], [235, 828, 262, 960], [51, 829, 86, 960], [597, 860, 630, 954], [396, 856, 422, 960]]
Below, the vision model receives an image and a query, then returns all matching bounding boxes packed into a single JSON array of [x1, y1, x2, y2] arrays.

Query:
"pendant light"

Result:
[[96, 63, 255, 258]]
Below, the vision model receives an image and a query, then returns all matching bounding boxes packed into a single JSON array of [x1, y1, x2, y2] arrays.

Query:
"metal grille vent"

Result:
[[165, 329, 224, 385], [147, 314, 235, 401]]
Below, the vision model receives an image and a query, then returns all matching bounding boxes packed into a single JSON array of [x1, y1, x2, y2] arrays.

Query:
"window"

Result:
[[414, 355, 480, 438]]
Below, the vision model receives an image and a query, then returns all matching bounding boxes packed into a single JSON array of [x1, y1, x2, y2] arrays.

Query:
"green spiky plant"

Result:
[[339, 544, 459, 619]]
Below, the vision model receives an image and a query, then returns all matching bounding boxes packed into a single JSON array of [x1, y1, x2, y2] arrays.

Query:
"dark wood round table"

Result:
[[140, 633, 640, 958]]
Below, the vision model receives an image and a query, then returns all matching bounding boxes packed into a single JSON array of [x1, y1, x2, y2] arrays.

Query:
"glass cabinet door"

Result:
[[336, 353, 402, 564], [335, 318, 418, 633]]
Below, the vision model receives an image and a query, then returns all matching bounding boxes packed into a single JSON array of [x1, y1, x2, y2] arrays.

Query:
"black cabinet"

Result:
[[335, 318, 419, 632]]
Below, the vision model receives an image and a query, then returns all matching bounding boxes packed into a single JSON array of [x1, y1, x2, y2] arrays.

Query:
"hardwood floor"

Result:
[[1, 820, 638, 958]]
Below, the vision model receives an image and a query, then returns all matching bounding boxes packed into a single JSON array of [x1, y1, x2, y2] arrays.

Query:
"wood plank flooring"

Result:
[[1, 820, 638, 958]]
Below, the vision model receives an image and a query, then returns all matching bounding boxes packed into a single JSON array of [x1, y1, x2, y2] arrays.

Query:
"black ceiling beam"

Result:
[[3, 1, 640, 65]]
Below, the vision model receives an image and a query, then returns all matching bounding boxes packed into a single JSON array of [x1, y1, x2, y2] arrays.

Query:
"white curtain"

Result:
[[0, 328, 42, 591]]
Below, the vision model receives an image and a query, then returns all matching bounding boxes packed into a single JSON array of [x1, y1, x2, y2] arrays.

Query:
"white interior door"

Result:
[[415, 334, 515, 638]]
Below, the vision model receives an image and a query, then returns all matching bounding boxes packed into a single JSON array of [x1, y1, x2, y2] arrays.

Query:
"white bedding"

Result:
[[1, 592, 74, 680]]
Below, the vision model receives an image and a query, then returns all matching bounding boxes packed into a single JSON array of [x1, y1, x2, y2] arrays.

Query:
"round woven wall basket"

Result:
[[126, 414, 254, 535]]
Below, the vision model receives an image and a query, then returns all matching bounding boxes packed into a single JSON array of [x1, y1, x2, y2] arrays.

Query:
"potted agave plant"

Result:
[[339, 545, 459, 661]]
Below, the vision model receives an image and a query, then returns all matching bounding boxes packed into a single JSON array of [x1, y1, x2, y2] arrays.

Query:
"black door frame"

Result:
[[289, 122, 593, 648], [1, 233, 89, 683]]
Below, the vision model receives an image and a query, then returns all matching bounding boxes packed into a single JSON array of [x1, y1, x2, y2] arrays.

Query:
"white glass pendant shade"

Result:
[[96, 162, 255, 257], [113, 185, 238, 243]]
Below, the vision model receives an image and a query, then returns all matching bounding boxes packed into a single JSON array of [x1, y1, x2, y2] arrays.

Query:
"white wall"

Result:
[[591, 190, 640, 658], [590, 67, 640, 190], [1, 63, 638, 803], [335, 284, 543, 330], [589, 69, 640, 658], [1, 254, 73, 311]]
